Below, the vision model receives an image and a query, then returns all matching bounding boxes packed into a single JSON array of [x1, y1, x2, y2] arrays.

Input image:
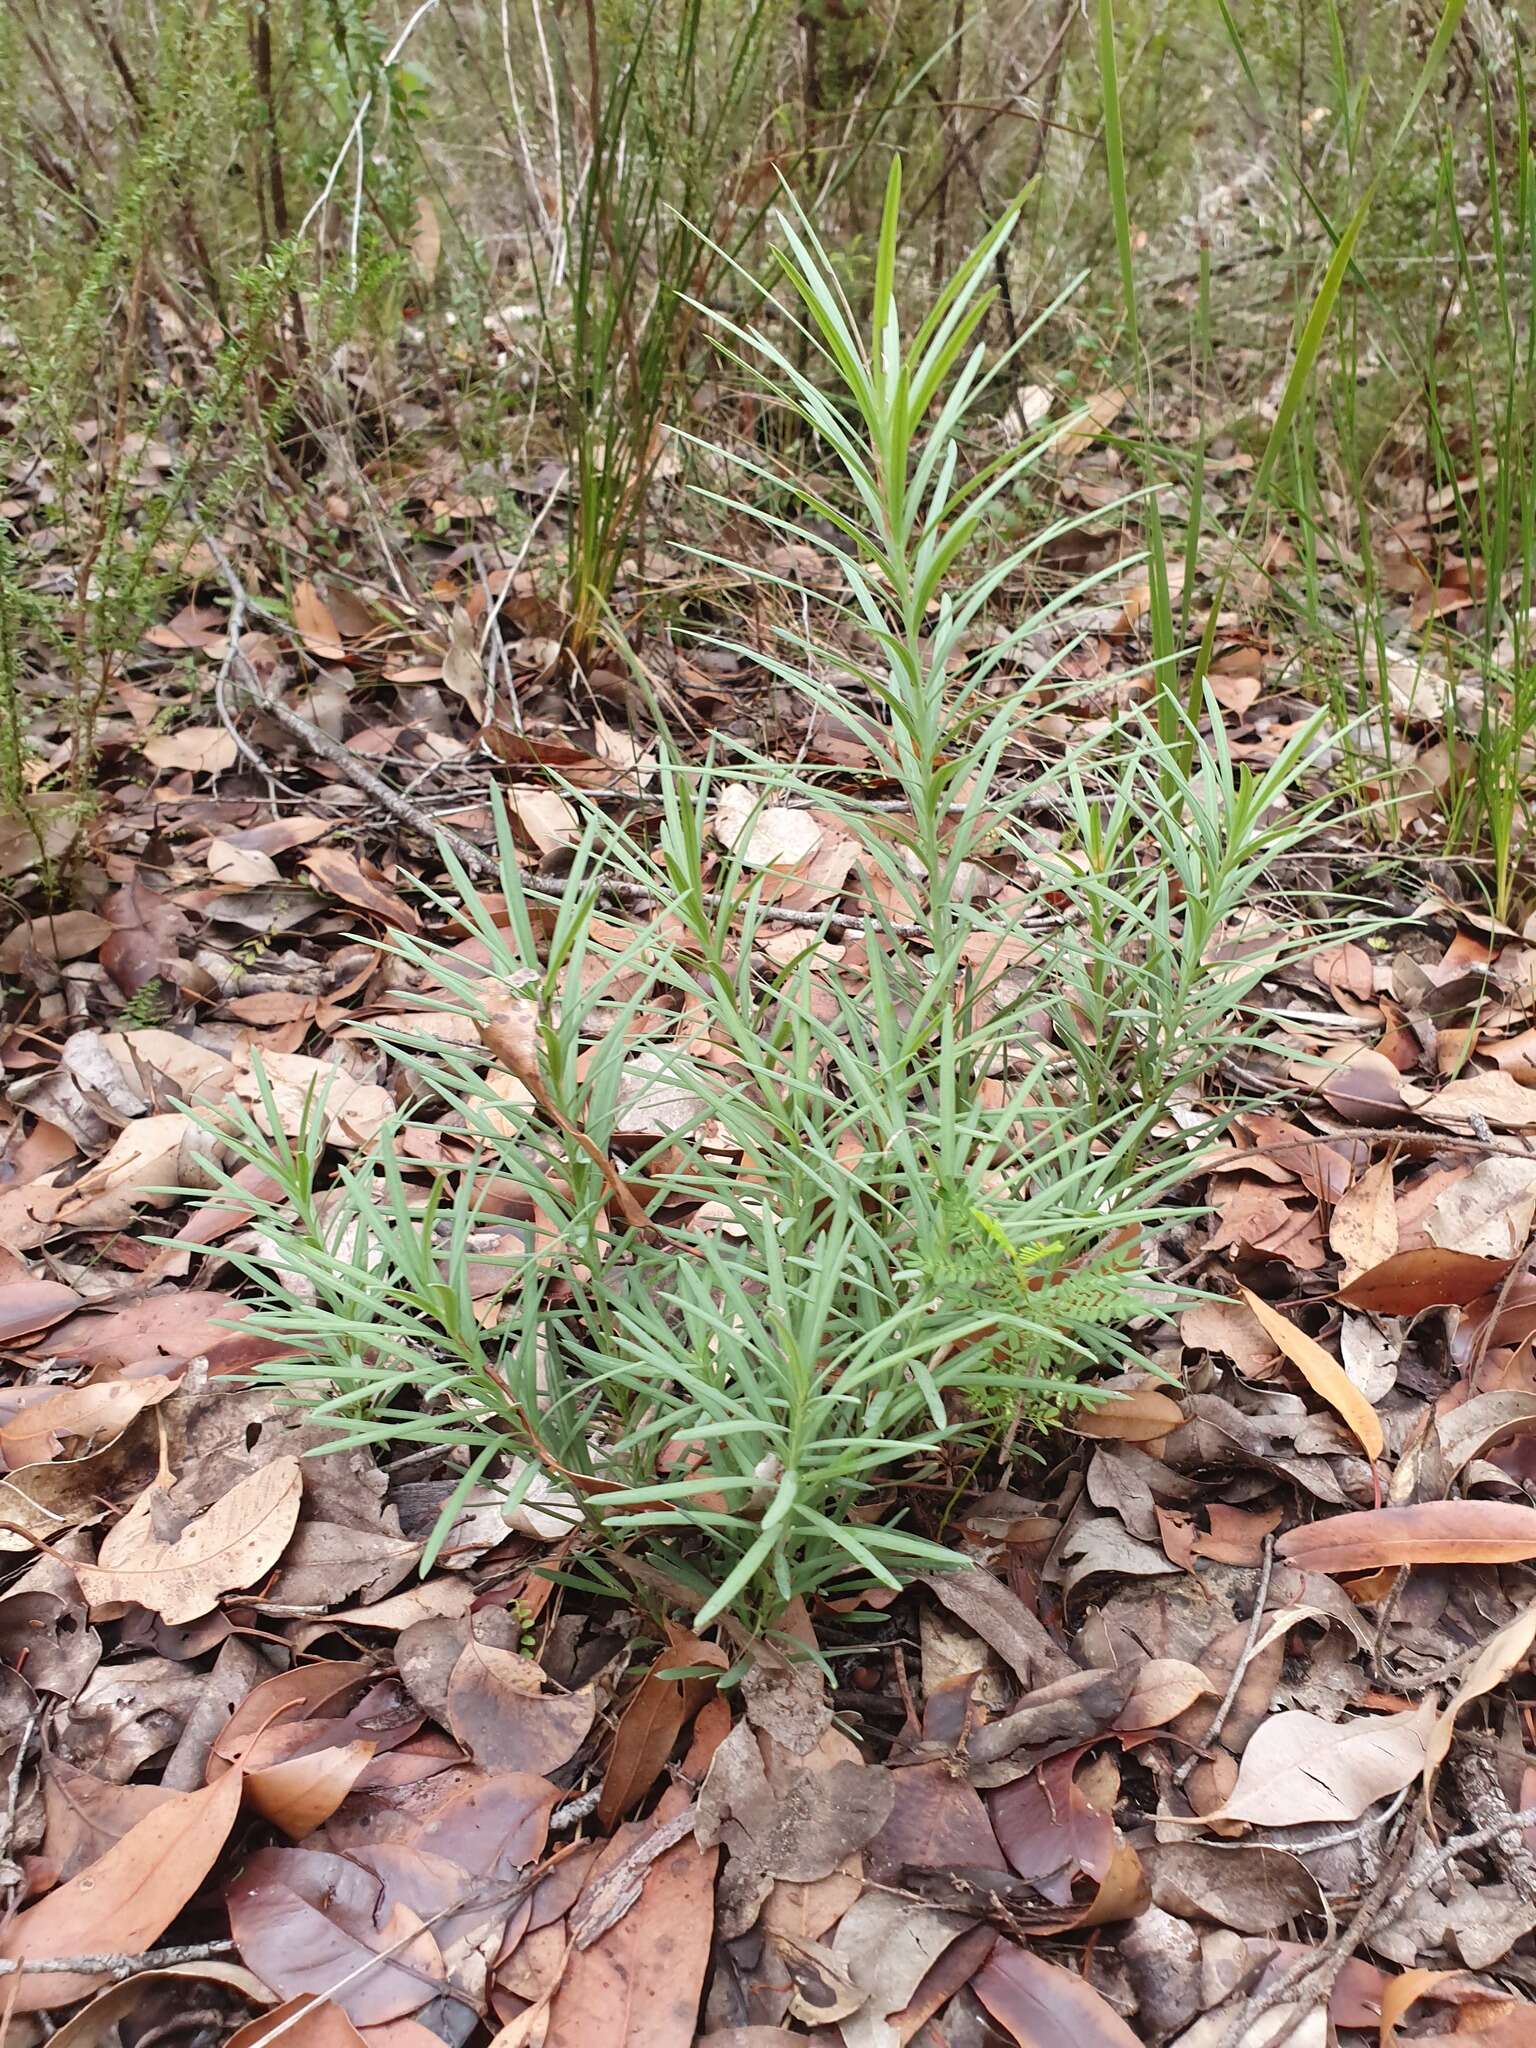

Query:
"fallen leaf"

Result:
[[1210, 1703, 1434, 1825], [1238, 1288, 1383, 1462], [1427, 1156, 1536, 1259], [830, 1888, 970, 2048], [292, 579, 345, 656], [231, 1049, 393, 1149], [971, 1940, 1141, 2046], [598, 1627, 727, 1828], [226, 1845, 446, 2024], [302, 846, 420, 932], [988, 1757, 1111, 1905], [74, 1456, 303, 1623], [46, 1964, 277, 2048], [1329, 1160, 1398, 1280], [441, 605, 486, 717], [1055, 386, 1128, 459], [411, 195, 441, 283], [1376, 1966, 1463, 2047], [1317, 1047, 1406, 1125], [446, 1638, 596, 1775], [0, 1768, 242, 2010], [697, 1720, 895, 1890], [1179, 1298, 1277, 1374], [1142, 1841, 1322, 1933], [1337, 1247, 1512, 1314], [225, 1999, 368, 2048], [0, 910, 113, 970], [1312, 941, 1374, 1002], [916, 1570, 1078, 1688], [967, 1667, 1136, 1768], [1278, 1500, 1536, 1570], [0, 1372, 179, 1468], [208, 838, 283, 887], [1413, 1068, 1536, 1130], [1069, 1384, 1184, 1441], [53, 1113, 214, 1229], [245, 1738, 379, 1839], [508, 787, 580, 853], [544, 1797, 718, 2048], [1424, 1602, 1536, 1783], [143, 726, 239, 774], [713, 783, 822, 869], [1118, 1659, 1213, 1730], [0, 1277, 83, 1343]]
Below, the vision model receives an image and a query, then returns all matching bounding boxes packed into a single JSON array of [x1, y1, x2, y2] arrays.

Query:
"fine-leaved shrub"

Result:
[[200, 167, 1331, 1632]]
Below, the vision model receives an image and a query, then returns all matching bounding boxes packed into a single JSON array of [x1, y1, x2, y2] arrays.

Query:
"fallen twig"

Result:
[[0, 1941, 236, 1978], [1172, 1533, 1275, 1790], [1224, 1800, 1536, 2048], [1450, 1749, 1536, 1908]]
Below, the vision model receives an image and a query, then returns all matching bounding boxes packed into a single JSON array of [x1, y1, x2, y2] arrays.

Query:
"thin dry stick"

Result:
[[0, 1706, 41, 1900], [1229, 1800, 1536, 2048], [1171, 1533, 1275, 1789], [0, 1941, 235, 1979], [1218, 1810, 1419, 2048]]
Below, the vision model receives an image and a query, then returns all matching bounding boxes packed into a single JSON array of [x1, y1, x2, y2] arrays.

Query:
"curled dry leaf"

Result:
[[1238, 1287, 1383, 1462], [224, 1998, 369, 2048], [1208, 1701, 1435, 1826], [1424, 1602, 1536, 1784], [0, 1371, 180, 1468], [244, 1737, 379, 1839], [1278, 1500, 1536, 1571], [1118, 1658, 1213, 1730], [0, 1768, 243, 2011], [74, 1455, 304, 1623], [46, 1963, 278, 2048], [302, 846, 421, 933]]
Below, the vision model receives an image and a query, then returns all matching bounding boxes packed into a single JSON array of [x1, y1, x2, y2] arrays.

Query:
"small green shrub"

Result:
[[199, 168, 1332, 1633]]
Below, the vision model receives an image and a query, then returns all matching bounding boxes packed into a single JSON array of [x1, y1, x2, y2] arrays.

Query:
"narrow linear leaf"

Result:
[[1238, 1287, 1383, 1462]]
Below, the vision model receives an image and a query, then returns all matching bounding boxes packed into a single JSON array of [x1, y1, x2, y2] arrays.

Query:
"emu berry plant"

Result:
[[203, 167, 1328, 1633]]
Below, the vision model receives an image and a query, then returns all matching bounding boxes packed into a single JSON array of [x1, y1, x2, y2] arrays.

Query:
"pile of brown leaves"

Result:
[[3, 443, 1536, 2048]]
